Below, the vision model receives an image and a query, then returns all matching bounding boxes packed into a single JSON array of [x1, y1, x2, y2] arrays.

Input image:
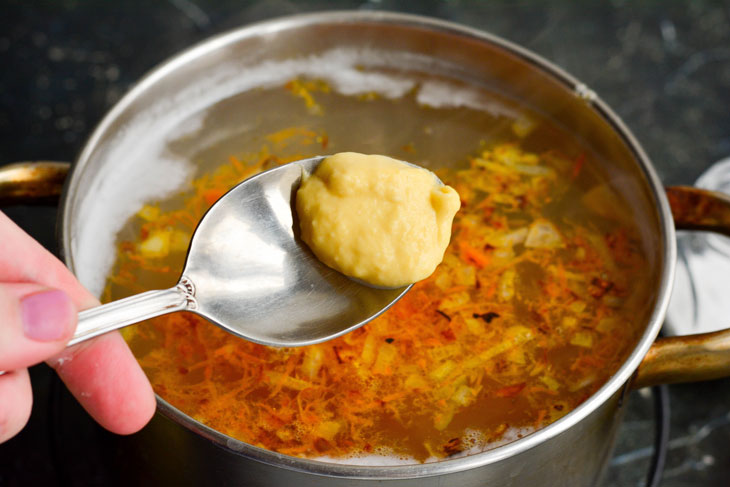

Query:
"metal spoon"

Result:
[[69, 156, 412, 348]]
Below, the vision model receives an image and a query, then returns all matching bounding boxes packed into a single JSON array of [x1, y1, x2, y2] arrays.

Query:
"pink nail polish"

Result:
[[21, 290, 73, 342]]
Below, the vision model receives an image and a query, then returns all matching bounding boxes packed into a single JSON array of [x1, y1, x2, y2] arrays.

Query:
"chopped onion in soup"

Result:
[[107, 79, 652, 463]]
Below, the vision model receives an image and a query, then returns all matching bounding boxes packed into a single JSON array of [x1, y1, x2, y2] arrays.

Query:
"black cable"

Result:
[[647, 385, 670, 487]]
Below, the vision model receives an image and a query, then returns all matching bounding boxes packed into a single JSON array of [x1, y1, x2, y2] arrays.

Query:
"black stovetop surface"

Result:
[[2, 2, 730, 486]]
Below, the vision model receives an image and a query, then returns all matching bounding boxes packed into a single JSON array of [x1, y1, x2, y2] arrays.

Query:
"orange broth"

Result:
[[108, 79, 654, 462]]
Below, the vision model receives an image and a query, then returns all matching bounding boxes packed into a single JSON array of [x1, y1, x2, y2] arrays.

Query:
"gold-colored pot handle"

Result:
[[633, 186, 730, 389], [0, 161, 70, 206]]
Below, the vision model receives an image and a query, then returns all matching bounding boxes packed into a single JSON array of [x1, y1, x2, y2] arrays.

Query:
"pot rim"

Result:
[[60, 10, 676, 479]]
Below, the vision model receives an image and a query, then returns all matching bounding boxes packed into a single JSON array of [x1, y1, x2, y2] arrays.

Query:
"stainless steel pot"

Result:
[[4, 11, 730, 487]]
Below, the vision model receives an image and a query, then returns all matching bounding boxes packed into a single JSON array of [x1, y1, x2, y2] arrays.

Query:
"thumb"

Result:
[[0, 283, 77, 372]]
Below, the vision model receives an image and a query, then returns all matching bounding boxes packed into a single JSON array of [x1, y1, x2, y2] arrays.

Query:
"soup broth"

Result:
[[107, 79, 655, 462]]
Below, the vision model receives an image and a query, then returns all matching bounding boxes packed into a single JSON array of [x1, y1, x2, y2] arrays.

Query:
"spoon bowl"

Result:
[[69, 156, 412, 348]]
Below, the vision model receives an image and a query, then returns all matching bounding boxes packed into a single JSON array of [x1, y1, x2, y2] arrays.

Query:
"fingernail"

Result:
[[21, 290, 74, 341]]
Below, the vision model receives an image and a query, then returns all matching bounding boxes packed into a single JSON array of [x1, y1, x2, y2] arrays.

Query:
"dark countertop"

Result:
[[2, 1, 730, 486]]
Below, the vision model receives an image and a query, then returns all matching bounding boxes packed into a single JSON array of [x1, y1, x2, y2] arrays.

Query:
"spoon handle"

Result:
[[69, 278, 195, 347]]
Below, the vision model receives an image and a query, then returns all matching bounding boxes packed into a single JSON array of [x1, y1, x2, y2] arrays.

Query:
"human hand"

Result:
[[0, 211, 155, 443]]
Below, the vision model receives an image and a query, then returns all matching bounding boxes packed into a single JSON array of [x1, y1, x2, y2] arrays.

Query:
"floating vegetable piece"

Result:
[[488, 227, 528, 248], [570, 331, 594, 348], [315, 421, 342, 441], [138, 230, 171, 258], [137, 205, 160, 221], [525, 220, 564, 249], [511, 114, 537, 138], [498, 269, 516, 301]]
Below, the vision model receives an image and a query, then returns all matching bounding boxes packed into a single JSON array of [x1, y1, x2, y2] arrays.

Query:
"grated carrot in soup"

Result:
[[108, 84, 651, 462]]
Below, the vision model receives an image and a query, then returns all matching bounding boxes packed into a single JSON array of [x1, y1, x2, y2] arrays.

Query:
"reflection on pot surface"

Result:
[[104, 77, 657, 464]]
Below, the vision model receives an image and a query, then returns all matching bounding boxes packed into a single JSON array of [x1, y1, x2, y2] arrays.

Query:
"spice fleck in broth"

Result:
[[107, 79, 655, 462]]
